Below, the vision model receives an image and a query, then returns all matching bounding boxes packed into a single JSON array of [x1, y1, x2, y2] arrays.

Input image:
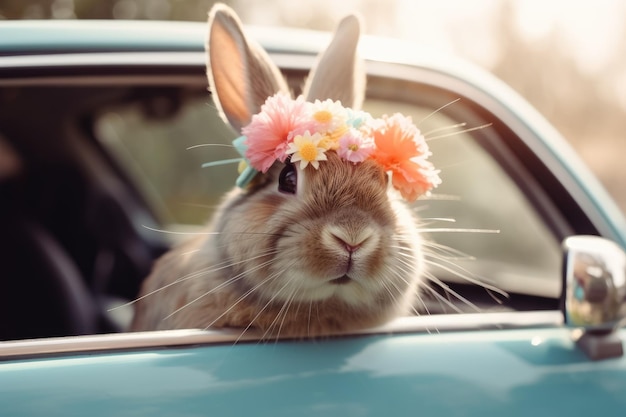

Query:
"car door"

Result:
[[1, 25, 626, 416]]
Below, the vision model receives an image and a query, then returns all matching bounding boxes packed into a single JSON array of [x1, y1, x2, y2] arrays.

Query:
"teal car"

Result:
[[1, 19, 626, 416]]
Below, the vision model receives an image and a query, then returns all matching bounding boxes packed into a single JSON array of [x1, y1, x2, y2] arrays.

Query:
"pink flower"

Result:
[[337, 128, 374, 163], [241, 93, 314, 172]]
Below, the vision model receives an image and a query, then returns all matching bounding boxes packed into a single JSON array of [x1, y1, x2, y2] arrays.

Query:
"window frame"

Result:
[[1, 49, 623, 351]]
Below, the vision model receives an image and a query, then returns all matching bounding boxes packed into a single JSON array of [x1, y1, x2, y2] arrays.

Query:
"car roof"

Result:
[[0, 19, 325, 56], [0, 20, 205, 54]]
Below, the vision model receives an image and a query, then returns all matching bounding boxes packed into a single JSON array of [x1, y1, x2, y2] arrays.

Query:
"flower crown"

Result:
[[228, 92, 441, 202]]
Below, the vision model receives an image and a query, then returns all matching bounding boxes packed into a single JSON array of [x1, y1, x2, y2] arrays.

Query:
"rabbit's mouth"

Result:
[[329, 275, 352, 285]]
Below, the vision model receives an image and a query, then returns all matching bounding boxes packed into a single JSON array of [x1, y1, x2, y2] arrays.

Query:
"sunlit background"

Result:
[[2, 0, 625, 212]]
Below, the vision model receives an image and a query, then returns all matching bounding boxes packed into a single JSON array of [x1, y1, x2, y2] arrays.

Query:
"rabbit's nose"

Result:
[[324, 224, 378, 255], [331, 234, 365, 253]]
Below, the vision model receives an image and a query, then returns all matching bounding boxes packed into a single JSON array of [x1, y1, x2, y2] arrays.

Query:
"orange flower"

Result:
[[389, 158, 441, 201], [371, 113, 440, 201]]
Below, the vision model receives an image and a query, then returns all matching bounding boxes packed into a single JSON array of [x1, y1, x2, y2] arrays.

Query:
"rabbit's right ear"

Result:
[[303, 14, 365, 109], [206, 4, 289, 132]]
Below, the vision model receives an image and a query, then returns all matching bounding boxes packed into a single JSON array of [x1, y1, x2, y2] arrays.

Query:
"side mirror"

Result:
[[563, 235, 626, 359]]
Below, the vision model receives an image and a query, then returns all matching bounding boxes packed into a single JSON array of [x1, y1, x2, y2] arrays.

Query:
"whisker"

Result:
[[387, 262, 424, 302], [141, 225, 283, 237], [424, 273, 483, 313], [418, 194, 462, 201], [109, 248, 279, 310], [422, 242, 477, 261], [379, 279, 398, 306], [268, 277, 303, 342], [386, 271, 437, 333], [252, 275, 301, 341], [264, 274, 300, 339], [175, 202, 221, 210], [179, 249, 200, 257], [419, 281, 467, 314], [426, 123, 493, 141], [162, 257, 278, 321], [419, 217, 457, 223], [389, 248, 423, 265], [390, 248, 420, 261], [413, 289, 431, 317], [419, 227, 500, 234], [423, 122, 466, 138], [283, 282, 306, 338], [186, 143, 236, 150], [393, 261, 427, 297], [142, 226, 218, 236], [213, 275, 284, 345], [417, 98, 461, 125], [423, 257, 507, 297], [229, 260, 300, 343], [386, 278, 426, 328]]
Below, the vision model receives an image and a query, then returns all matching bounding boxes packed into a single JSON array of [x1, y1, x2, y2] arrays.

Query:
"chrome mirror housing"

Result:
[[563, 235, 626, 359]]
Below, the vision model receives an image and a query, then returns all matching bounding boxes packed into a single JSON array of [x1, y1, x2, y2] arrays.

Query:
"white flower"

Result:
[[286, 131, 328, 170]]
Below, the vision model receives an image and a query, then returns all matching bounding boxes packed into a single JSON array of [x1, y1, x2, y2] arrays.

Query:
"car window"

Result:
[[94, 91, 561, 306], [96, 91, 237, 226]]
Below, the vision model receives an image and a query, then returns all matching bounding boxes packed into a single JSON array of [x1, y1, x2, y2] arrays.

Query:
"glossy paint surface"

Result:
[[2, 327, 626, 416], [1, 20, 626, 417]]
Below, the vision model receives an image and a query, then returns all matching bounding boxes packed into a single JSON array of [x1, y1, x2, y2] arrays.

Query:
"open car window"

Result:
[[94, 87, 562, 312]]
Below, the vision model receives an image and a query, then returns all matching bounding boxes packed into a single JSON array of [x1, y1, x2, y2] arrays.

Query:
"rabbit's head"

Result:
[[201, 4, 439, 334]]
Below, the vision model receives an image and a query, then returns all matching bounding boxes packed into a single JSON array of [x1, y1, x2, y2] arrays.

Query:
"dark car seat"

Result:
[[0, 210, 99, 340], [0, 87, 170, 340], [0, 142, 101, 340]]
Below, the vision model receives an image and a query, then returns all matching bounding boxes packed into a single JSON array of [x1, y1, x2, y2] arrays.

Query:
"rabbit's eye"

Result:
[[278, 163, 297, 194]]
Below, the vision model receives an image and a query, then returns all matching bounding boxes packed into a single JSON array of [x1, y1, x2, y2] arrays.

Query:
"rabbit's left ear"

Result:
[[303, 15, 365, 109], [206, 4, 289, 132]]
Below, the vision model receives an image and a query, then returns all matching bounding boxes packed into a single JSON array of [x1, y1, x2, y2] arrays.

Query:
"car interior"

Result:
[[0, 67, 564, 341]]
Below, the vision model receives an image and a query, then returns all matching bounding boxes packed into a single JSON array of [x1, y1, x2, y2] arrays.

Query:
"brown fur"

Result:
[[130, 4, 424, 338], [131, 153, 422, 336]]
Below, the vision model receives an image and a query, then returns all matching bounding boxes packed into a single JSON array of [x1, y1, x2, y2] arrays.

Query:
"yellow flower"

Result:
[[319, 134, 340, 151], [328, 125, 349, 142], [286, 131, 328, 169], [237, 159, 248, 174], [313, 109, 333, 124]]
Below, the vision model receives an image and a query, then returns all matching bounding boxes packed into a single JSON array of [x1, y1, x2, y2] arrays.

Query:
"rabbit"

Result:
[[130, 3, 439, 338]]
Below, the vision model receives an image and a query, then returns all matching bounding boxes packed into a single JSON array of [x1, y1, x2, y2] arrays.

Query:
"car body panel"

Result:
[[2, 20, 626, 416], [2, 323, 626, 416]]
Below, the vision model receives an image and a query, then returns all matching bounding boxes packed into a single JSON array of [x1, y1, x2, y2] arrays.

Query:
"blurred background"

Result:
[[1, 0, 625, 213]]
